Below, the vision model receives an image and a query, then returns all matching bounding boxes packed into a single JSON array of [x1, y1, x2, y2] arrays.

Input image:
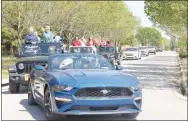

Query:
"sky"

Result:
[[124, 1, 170, 40]]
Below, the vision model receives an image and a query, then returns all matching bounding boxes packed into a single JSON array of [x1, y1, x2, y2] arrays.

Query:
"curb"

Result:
[[1, 79, 9, 87], [1, 83, 9, 87]]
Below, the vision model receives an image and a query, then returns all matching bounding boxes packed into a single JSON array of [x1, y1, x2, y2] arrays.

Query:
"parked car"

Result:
[[7, 43, 63, 93], [139, 46, 149, 56], [97, 46, 121, 66], [148, 46, 156, 54], [156, 48, 163, 52], [28, 53, 142, 120], [123, 47, 141, 60], [69, 46, 94, 54]]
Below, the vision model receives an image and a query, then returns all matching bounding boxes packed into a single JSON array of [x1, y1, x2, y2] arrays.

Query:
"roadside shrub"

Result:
[[2, 56, 17, 70], [179, 50, 187, 58]]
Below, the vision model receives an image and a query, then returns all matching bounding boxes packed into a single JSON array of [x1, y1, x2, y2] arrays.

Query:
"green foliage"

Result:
[[177, 38, 187, 51], [2, 56, 17, 70], [179, 50, 187, 58], [135, 27, 162, 46], [145, 1, 187, 40], [2, 1, 139, 55]]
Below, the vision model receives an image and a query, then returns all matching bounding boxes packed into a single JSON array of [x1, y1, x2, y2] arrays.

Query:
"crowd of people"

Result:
[[24, 25, 112, 48]]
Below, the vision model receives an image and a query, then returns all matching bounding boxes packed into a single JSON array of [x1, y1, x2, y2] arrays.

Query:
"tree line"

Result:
[[144, 1, 187, 51], [2, 1, 168, 55]]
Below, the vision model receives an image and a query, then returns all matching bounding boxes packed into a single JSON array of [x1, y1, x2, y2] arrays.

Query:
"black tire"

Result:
[[44, 87, 55, 120], [122, 112, 140, 119], [9, 79, 20, 93], [28, 81, 37, 105], [154, 52, 156, 54]]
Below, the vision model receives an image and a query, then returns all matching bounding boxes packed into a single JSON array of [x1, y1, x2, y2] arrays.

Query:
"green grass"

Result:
[[2, 69, 9, 79], [2, 56, 17, 80]]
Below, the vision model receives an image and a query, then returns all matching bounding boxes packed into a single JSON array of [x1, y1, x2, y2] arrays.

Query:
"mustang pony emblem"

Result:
[[100, 89, 111, 95]]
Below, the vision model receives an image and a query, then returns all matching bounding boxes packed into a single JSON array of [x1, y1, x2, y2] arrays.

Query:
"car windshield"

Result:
[[125, 48, 138, 51], [98, 47, 114, 53], [50, 54, 114, 70], [69, 47, 92, 53], [21, 43, 62, 56]]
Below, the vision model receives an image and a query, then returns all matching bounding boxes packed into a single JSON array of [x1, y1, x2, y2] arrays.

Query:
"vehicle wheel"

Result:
[[111, 59, 116, 66], [44, 87, 54, 120], [9, 79, 20, 93], [28, 81, 37, 105], [122, 112, 140, 119], [154, 52, 156, 54], [117, 59, 122, 65]]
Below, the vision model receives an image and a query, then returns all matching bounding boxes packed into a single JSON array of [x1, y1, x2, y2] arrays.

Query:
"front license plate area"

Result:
[[25, 74, 29, 81]]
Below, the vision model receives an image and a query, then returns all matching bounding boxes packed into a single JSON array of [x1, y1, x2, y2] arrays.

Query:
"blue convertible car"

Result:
[[28, 53, 142, 120]]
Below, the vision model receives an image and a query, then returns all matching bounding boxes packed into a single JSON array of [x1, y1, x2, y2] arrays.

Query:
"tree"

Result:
[[135, 27, 162, 47], [144, 1, 187, 43], [2, 1, 139, 55]]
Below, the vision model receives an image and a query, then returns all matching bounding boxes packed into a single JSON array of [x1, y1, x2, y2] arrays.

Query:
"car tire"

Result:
[[28, 81, 37, 105], [9, 79, 20, 93], [122, 112, 140, 119], [154, 52, 156, 54], [44, 87, 55, 120]]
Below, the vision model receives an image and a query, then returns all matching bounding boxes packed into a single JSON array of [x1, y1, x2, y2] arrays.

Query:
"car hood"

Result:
[[47, 69, 138, 88], [17, 56, 48, 62]]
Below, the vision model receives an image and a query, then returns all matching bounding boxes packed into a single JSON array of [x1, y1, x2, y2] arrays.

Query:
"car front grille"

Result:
[[17, 61, 47, 74], [64, 104, 137, 112], [74, 87, 133, 98], [125, 53, 133, 56]]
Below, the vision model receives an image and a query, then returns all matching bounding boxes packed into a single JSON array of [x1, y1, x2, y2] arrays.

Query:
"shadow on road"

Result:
[[20, 99, 137, 121], [2, 85, 28, 94]]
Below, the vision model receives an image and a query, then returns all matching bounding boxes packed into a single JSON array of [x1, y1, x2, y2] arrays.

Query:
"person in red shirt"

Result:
[[71, 36, 81, 46], [86, 36, 98, 46], [106, 40, 111, 46], [100, 40, 106, 46]]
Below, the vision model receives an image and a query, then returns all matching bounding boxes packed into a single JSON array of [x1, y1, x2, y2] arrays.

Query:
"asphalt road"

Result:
[[2, 51, 187, 120]]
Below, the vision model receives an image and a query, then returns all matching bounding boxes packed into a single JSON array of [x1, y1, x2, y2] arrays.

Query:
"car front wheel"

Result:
[[44, 87, 55, 120], [28, 81, 37, 105], [9, 79, 20, 93]]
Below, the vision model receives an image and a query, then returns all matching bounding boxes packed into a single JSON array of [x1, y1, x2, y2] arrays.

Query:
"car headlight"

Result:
[[18, 63, 24, 70], [131, 85, 141, 92], [52, 85, 73, 92]]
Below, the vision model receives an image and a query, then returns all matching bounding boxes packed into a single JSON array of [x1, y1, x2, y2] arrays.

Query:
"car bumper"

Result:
[[50, 91, 142, 115], [148, 50, 156, 53], [123, 55, 138, 59], [141, 51, 148, 55], [9, 73, 29, 86]]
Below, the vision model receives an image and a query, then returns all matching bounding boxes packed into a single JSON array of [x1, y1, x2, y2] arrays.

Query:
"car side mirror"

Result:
[[115, 65, 124, 70], [34, 65, 43, 70]]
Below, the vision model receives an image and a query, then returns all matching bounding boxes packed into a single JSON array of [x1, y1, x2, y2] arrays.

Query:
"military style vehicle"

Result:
[[8, 43, 63, 93]]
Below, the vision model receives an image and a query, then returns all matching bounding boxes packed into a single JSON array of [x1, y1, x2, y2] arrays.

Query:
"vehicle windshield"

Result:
[[98, 47, 114, 53], [125, 48, 138, 51], [69, 47, 92, 53], [21, 43, 62, 56], [50, 54, 114, 70]]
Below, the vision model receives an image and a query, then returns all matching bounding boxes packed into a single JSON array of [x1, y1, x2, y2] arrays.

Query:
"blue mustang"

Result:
[[28, 53, 142, 120]]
